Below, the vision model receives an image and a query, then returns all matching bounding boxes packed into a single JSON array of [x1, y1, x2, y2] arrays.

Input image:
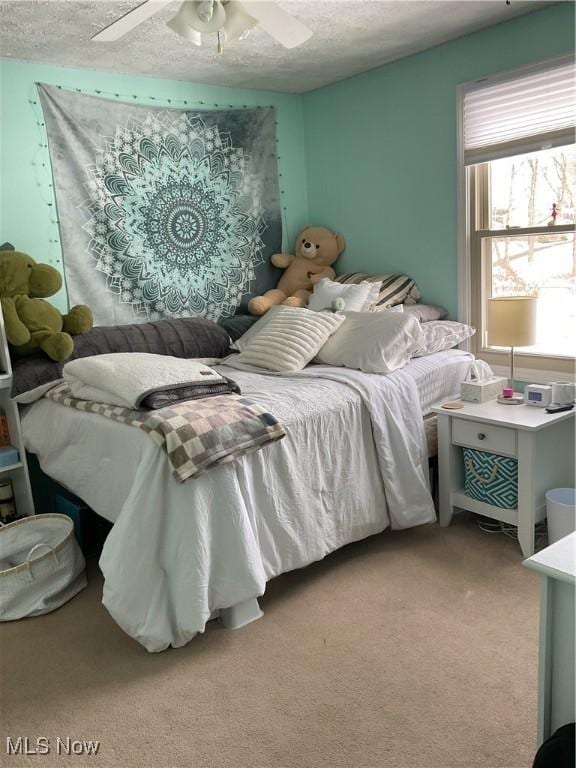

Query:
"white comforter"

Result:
[[22, 364, 435, 652]]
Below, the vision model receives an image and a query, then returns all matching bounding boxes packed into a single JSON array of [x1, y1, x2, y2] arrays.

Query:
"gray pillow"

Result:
[[218, 314, 259, 342]]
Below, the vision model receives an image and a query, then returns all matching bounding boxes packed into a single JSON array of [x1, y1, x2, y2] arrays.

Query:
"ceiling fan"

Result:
[[91, 0, 313, 53]]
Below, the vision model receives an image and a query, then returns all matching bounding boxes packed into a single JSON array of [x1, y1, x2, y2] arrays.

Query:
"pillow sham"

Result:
[[226, 305, 345, 373], [316, 311, 426, 374], [335, 272, 421, 308], [10, 317, 231, 401], [413, 320, 476, 357], [403, 304, 448, 322], [308, 278, 380, 313]]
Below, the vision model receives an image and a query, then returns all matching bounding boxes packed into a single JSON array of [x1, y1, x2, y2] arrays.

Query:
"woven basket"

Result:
[[0, 514, 87, 621], [463, 448, 518, 509]]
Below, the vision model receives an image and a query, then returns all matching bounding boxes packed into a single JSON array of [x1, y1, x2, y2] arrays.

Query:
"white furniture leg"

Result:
[[517, 431, 536, 558], [219, 598, 263, 629], [438, 414, 455, 527], [438, 413, 463, 528], [537, 576, 553, 744]]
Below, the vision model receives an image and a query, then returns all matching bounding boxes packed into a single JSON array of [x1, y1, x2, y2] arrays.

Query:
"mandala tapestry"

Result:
[[38, 84, 282, 325]]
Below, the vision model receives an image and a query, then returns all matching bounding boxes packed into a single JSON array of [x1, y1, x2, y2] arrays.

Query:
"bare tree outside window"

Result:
[[483, 145, 576, 358]]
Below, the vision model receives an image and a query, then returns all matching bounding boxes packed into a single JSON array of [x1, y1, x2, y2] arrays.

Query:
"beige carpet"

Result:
[[0, 514, 540, 768]]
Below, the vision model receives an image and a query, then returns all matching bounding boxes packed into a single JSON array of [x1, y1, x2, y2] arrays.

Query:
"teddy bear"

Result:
[[248, 226, 346, 316], [0, 250, 93, 362]]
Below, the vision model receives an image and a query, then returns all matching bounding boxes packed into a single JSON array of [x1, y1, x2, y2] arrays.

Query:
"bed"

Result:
[[21, 347, 473, 651]]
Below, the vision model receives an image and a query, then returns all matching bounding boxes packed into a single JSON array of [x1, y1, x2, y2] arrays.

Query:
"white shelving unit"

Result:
[[0, 305, 35, 517]]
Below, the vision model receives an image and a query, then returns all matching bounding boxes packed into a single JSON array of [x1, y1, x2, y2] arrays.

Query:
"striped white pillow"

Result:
[[335, 272, 421, 308], [228, 306, 345, 372]]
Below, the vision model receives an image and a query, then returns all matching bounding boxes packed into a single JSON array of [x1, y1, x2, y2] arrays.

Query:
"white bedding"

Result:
[[404, 349, 474, 414], [22, 356, 472, 652]]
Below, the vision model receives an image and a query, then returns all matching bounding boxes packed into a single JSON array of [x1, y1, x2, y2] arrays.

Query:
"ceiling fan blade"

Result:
[[92, 0, 175, 42], [240, 1, 312, 49]]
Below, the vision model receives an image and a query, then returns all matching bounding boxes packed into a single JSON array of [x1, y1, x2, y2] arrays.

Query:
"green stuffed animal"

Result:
[[0, 250, 93, 362]]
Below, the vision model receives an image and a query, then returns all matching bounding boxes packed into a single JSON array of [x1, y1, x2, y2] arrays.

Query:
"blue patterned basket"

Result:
[[463, 448, 518, 509]]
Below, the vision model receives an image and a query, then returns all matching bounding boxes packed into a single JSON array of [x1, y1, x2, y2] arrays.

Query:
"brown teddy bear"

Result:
[[248, 226, 346, 316], [0, 250, 93, 362]]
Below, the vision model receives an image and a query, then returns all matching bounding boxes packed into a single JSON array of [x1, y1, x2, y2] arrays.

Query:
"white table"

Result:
[[524, 533, 576, 744], [431, 400, 575, 557]]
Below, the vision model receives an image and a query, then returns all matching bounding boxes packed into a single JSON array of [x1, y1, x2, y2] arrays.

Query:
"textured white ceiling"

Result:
[[0, 0, 553, 93]]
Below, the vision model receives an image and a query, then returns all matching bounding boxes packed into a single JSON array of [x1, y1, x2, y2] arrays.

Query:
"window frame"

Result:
[[469, 162, 575, 376], [456, 60, 576, 381]]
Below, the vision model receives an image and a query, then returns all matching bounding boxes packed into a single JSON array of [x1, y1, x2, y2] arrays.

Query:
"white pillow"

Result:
[[227, 306, 345, 373], [308, 278, 380, 312], [316, 311, 426, 374], [403, 304, 448, 322], [231, 311, 275, 352], [413, 320, 476, 356]]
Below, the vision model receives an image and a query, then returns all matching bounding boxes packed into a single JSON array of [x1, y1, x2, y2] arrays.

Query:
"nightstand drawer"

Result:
[[452, 418, 517, 457]]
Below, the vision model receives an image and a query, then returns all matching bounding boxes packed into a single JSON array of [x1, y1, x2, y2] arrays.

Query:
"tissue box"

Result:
[[460, 376, 507, 403]]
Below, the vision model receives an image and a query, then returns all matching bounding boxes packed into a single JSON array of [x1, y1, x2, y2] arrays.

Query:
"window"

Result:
[[460, 57, 576, 375]]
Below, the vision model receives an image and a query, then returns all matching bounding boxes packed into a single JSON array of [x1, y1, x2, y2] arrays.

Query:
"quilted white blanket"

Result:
[[63, 352, 227, 409], [23, 364, 436, 652]]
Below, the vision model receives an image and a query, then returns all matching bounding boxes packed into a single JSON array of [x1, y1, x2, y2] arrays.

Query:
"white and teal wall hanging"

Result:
[[37, 83, 281, 325]]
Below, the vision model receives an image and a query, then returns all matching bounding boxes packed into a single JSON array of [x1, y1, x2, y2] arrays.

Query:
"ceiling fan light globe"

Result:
[[167, 8, 203, 45], [167, 0, 225, 38], [197, 1, 215, 23], [221, 2, 257, 43]]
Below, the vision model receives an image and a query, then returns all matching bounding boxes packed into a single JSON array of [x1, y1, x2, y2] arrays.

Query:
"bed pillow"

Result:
[[308, 278, 380, 312], [231, 300, 402, 356], [230, 309, 276, 352], [316, 311, 426, 374], [226, 305, 345, 373], [218, 314, 259, 343], [413, 320, 476, 357], [10, 317, 231, 402], [403, 304, 448, 322], [335, 272, 421, 308]]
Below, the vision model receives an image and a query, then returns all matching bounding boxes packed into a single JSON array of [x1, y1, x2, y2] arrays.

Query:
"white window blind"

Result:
[[463, 57, 576, 165]]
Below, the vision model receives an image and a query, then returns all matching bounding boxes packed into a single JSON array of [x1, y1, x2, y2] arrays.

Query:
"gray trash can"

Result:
[[546, 488, 576, 544]]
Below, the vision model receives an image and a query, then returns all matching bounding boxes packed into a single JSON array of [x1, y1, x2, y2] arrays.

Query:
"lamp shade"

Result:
[[487, 296, 537, 348]]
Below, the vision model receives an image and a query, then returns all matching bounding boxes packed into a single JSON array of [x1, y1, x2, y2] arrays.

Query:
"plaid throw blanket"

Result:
[[45, 382, 285, 482]]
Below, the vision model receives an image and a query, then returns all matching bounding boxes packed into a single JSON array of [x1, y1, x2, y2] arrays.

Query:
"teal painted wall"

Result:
[[0, 60, 308, 311], [303, 4, 576, 318], [2, 6, 574, 317]]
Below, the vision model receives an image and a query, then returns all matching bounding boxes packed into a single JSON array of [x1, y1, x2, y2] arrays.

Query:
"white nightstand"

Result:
[[431, 400, 576, 557]]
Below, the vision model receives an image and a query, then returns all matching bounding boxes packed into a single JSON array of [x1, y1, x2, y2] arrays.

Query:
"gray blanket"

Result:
[[141, 377, 240, 409]]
